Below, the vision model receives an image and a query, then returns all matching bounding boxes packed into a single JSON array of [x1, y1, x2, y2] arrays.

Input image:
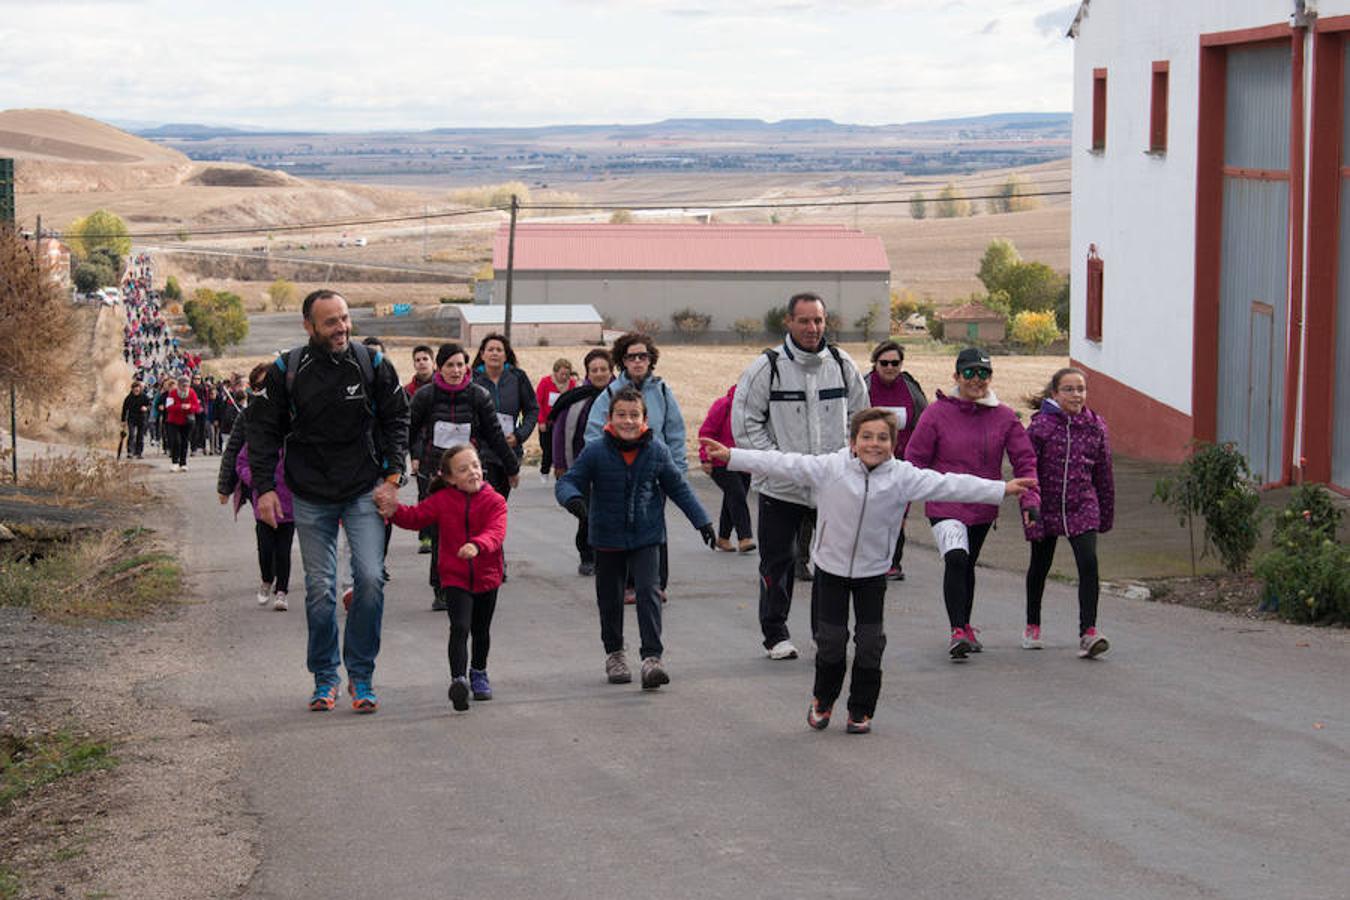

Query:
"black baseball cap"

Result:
[[955, 347, 992, 372]]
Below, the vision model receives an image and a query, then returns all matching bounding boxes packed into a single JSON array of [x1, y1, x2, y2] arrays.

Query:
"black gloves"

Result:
[[699, 523, 716, 549], [564, 497, 588, 521]]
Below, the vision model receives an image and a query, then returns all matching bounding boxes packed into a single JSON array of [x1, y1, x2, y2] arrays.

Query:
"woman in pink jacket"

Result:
[[905, 348, 1039, 660], [698, 385, 755, 553]]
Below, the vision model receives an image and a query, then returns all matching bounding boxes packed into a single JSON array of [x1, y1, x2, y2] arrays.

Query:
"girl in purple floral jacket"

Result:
[[1023, 368, 1115, 658]]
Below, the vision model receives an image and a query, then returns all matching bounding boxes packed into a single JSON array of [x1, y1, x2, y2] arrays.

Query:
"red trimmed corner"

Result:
[[1072, 360, 1193, 463]]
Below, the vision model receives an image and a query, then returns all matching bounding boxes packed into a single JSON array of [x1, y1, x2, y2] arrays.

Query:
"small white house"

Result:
[[1070, 0, 1349, 491], [433, 303, 603, 347]]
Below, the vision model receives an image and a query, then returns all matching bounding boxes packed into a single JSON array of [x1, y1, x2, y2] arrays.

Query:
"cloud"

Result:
[[978, 19, 999, 35], [1035, 3, 1080, 35]]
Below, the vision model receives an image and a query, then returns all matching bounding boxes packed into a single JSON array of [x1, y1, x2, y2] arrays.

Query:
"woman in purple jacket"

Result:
[[905, 348, 1039, 659], [1022, 368, 1114, 658]]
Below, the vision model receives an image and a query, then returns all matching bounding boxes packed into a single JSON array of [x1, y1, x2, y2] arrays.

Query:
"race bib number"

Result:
[[496, 413, 516, 437], [433, 420, 472, 449], [547, 391, 560, 408], [165, 396, 175, 407], [880, 406, 907, 430]]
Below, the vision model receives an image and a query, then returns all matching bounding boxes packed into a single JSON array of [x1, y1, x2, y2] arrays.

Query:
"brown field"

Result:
[[208, 343, 1067, 463], [9, 110, 1069, 310]]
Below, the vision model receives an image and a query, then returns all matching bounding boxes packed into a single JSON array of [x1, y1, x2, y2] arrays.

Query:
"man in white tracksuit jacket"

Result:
[[731, 292, 869, 660]]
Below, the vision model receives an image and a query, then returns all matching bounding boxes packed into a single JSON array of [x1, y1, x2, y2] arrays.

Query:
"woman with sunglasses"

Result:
[[867, 340, 928, 580], [905, 347, 1039, 659], [585, 332, 688, 599]]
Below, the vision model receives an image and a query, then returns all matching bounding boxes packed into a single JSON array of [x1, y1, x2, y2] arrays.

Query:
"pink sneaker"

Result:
[[1078, 628, 1109, 658], [948, 627, 972, 659], [966, 625, 984, 653], [1021, 624, 1043, 650]]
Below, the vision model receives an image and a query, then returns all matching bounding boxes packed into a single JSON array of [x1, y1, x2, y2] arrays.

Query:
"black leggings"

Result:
[[254, 521, 295, 593], [813, 569, 887, 720], [932, 519, 992, 629], [442, 586, 499, 677], [1026, 531, 1100, 635], [710, 468, 753, 541]]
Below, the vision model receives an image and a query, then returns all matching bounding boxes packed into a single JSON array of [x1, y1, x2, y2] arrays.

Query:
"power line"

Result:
[[53, 186, 1071, 240]]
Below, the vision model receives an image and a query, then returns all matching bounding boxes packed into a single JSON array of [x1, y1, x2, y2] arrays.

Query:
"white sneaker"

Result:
[[538, 472, 550, 485], [256, 584, 271, 606], [1021, 625, 1043, 650], [272, 591, 288, 612], [170, 463, 180, 472], [767, 640, 799, 660]]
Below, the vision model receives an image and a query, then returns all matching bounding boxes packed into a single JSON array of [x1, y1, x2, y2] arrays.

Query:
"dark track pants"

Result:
[[812, 569, 887, 720], [757, 495, 818, 648]]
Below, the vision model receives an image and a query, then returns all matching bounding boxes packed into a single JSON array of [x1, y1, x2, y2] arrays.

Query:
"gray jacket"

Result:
[[731, 336, 868, 507]]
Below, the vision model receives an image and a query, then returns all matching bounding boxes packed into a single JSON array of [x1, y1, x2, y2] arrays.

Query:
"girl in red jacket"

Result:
[[379, 444, 507, 711]]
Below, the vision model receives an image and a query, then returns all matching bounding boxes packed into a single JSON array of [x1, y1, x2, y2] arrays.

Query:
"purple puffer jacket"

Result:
[[236, 442, 294, 524], [1024, 399, 1114, 541], [904, 390, 1039, 525]]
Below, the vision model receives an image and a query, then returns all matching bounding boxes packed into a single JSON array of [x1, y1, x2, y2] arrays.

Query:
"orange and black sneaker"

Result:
[[309, 681, 340, 712], [350, 680, 378, 714], [845, 716, 872, 735], [807, 699, 832, 731]]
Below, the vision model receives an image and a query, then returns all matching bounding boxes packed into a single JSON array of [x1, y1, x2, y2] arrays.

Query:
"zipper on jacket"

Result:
[[465, 491, 474, 591], [846, 465, 871, 578], [1060, 417, 1071, 534]]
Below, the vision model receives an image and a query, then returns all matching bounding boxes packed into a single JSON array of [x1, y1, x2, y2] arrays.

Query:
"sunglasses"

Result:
[[960, 367, 992, 380], [624, 352, 651, 361], [876, 359, 902, 368]]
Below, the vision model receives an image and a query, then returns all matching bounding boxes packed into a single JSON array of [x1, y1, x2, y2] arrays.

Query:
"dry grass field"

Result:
[[208, 342, 1068, 463]]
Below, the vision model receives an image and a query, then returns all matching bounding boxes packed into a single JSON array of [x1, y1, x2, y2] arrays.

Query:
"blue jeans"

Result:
[[293, 489, 387, 685]]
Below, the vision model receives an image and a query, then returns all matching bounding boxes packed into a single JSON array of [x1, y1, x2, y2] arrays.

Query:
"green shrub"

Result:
[[1153, 442, 1265, 573], [670, 307, 712, 337], [732, 317, 760, 343], [764, 306, 787, 336], [1255, 485, 1349, 623]]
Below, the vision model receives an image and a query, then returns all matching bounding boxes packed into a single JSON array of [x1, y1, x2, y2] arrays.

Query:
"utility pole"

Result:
[[504, 194, 518, 343], [1, 157, 16, 481], [422, 204, 428, 261]]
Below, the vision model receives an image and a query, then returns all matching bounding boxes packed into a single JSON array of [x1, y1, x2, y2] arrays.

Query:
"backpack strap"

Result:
[[762, 348, 804, 403]]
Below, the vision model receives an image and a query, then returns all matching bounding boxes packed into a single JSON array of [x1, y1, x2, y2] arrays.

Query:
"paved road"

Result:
[[230, 309, 377, 357], [151, 455, 1348, 900]]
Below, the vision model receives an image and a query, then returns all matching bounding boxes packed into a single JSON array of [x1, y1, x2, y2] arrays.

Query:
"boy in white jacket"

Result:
[[702, 408, 1035, 733]]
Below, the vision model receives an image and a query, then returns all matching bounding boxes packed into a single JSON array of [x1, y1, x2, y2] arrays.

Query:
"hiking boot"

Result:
[[715, 537, 735, 552], [807, 699, 832, 731], [448, 676, 470, 711], [1079, 628, 1110, 659], [885, 566, 905, 581], [605, 650, 632, 684], [431, 591, 448, 612], [578, 561, 595, 576], [846, 716, 872, 735], [1021, 624, 1043, 650], [738, 538, 757, 554], [349, 680, 378, 713], [256, 583, 272, 606], [309, 681, 340, 712], [640, 656, 669, 690], [767, 639, 799, 660], [418, 536, 433, 554], [948, 628, 973, 659], [469, 668, 492, 701], [967, 625, 984, 653], [272, 591, 288, 612]]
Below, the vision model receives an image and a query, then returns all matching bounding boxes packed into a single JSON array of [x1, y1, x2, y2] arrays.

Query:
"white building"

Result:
[[1070, 0, 1348, 491]]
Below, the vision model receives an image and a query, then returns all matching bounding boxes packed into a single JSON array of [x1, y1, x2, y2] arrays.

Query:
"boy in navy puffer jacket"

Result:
[[1023, 368, 1115, 658], [556, 387, 715, 690]]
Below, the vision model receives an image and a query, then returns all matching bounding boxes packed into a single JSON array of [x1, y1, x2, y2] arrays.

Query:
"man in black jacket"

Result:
[[248, 290, 410, 714], [120, 381, 151, 459]]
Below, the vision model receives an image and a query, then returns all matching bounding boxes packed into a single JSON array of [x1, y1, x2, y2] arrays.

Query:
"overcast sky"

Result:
[[0, 0, 1079, 131]]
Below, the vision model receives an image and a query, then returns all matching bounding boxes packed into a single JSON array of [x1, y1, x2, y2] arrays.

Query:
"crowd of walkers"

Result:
[[116, 255, 246, 465], [173, 286, 1114, 734]]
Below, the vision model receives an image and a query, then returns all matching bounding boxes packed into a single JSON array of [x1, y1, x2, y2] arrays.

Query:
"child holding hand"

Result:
[[702, 408, 1035, 734], [378, 444, 506, 710]]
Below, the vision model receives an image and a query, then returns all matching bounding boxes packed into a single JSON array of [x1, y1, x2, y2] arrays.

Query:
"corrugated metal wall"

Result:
[[1217, 44, 1291, 483], [1334, 47, 1350, 486]]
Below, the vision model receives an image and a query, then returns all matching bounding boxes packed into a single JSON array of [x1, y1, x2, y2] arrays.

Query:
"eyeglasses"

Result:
[[876, 359, 901, 368], [624, 352, 650, 361], [960, 367, 992, 380]]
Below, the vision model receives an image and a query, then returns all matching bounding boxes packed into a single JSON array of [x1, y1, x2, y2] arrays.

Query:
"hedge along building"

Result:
[[1070, 0, 1350, 492], [488, 223, 891, 341]]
